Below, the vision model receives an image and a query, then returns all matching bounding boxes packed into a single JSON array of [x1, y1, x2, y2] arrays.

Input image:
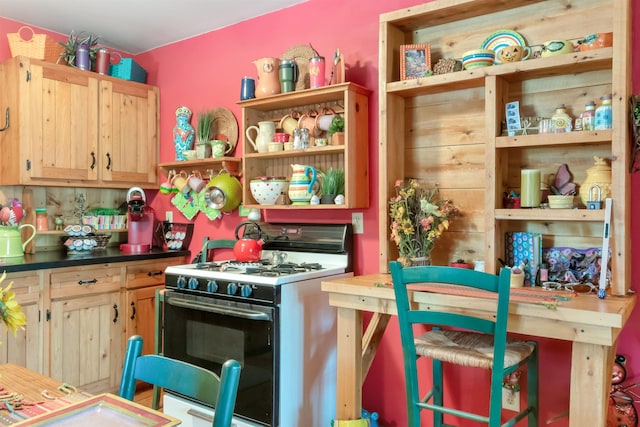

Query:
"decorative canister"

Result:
[[172, 106, 195, 161], [579, 156, 612, 206], [595, 94, 613, 130], [551, 104, 572, 133], [581, 101, 596, 131]]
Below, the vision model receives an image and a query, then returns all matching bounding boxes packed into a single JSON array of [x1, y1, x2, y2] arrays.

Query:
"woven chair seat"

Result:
[[415, 330, 535, 370]]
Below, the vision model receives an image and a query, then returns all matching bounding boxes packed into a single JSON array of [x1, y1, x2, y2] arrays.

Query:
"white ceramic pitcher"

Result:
[[245, 121, 275, 154]]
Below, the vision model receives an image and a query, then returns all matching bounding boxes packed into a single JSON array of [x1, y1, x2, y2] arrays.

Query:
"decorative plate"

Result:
[[211, 107, 238, 153], [480, 30, 527, 64], [281, 44, 320, 91]]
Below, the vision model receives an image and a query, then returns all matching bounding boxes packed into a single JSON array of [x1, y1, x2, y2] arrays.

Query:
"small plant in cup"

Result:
[[195, 110, 214, 158], [320, 168, 345, 204], [328, 114, 345, 146]]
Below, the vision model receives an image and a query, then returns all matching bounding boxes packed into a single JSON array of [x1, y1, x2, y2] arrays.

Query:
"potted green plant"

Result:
[[328, 114, 345, 146], [320, 168, 345, 204], [58, 31, 100, 68], [195, 110, 214, 158]]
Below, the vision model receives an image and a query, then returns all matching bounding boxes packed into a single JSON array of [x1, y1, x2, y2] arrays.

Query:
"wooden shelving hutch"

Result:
[[239, 82, 370, 209], [378, 0, 631, 296]]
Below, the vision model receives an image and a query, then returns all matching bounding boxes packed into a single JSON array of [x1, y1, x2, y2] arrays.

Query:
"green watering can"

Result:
[[0, 224, 36, 259]]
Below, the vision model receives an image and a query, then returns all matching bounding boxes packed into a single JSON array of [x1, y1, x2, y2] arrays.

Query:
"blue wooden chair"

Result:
[[389, 262, 538, 427], [120, 335, 241, 427]]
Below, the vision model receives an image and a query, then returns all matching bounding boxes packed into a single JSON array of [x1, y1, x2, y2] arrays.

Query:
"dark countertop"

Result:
[[0, 248, 191, 273]]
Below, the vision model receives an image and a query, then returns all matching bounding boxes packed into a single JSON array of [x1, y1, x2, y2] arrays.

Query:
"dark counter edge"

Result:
[[0, 248, 191, 273]]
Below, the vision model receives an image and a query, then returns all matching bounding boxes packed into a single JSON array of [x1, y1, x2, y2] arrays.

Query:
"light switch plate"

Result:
[[502, 388, 520, 412], [352, 212, 364, 234]]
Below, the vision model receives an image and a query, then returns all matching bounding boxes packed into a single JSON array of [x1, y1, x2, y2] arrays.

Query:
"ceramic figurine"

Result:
[[173, 106, 195, 161]]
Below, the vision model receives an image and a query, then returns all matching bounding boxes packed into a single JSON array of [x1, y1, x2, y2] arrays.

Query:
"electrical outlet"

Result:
[[352, 212, 364, 234], [165, 211, 173, 222], [502, 387, 520, 412]]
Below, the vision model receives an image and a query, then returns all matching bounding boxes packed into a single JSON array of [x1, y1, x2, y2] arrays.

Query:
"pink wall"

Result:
[[1, 0, 639, 424]]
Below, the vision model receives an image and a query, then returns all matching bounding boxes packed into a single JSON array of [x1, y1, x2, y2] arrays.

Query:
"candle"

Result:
[[521, 169, 541, 207]]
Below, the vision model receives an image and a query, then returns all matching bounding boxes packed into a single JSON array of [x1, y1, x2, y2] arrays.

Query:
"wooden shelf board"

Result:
[[495, 208, 604, 221], [496, 130, 613, 148]]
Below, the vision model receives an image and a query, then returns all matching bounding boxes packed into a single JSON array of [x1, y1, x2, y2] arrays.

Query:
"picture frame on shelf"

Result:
[[400, 44, 431, 80]]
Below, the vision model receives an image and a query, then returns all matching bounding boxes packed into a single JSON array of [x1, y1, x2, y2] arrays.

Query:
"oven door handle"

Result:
[[167, 297, 271, 321]]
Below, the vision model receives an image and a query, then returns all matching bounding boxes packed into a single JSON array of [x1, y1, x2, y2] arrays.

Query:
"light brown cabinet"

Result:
[[48, 265, 124, 394], [378, 0, 631, 295], [239, 82, 370, 209], [123, 259, 181, 357], [0, 271, 42, 373], [0, 56, 159, 188]]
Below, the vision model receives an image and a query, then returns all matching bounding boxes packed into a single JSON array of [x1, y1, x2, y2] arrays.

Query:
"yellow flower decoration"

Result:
[[388, 179, 459, 260], [0, 272, 27, 336]]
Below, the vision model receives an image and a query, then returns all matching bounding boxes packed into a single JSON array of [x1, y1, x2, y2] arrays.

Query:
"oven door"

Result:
[[163, 290, 275, 426]]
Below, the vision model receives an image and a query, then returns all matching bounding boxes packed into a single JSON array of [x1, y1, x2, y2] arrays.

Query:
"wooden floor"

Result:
[[134, 386, 163, 409]]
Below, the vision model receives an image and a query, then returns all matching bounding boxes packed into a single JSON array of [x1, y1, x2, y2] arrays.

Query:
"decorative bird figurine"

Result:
[[1, 199, 25, 226]]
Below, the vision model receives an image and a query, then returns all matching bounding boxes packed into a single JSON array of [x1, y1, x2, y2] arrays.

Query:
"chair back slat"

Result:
[[119, 335, 241, 427]]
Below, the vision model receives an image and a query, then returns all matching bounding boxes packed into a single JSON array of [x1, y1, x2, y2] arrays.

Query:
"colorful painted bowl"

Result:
[[462, 49, 495, 69], [250, 176, 289, 205]]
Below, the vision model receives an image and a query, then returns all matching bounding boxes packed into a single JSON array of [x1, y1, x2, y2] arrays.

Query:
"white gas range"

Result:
[[162, 222, 353, 427]]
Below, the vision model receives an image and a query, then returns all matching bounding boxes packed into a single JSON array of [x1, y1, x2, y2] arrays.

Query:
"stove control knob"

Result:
[[176, 276, 187, 289], [227, 282, 238, 296], [188, 277, 199, 290], [206, 280, 219, 293], [240, 284, 253, 298]]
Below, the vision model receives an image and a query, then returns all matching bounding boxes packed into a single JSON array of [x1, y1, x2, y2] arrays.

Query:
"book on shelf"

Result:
[[505, 231, 542, 286]]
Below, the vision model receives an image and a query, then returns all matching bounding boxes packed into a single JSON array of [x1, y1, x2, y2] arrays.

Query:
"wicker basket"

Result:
[[7, 26, 63, 63]]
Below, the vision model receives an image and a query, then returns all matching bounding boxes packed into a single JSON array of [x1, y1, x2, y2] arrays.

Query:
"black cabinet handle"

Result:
[[130, 302, 136, 320], [113, 304, 118, 323], [90, 152, 96, 170], [147, 271, 163, 277], [0, 107, 9, 132], [106, 153, 111, 170], [77, 279, 97, 285]]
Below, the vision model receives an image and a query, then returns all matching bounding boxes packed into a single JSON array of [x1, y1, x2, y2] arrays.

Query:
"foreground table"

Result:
[[0, 364, 179, 426], [321, 274, 636, 426]]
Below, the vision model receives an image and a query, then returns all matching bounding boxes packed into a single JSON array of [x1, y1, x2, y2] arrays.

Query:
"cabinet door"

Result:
[[0, 271, 42, 373], [125, 285, 162, 357], [99, 79, 159, 186], [49, 291, 123, 394], [27, 61, 100, 182]]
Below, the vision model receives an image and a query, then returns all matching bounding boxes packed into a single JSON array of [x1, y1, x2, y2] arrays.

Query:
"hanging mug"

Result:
[[171, 170, 189, 194], [279, 113, 299, 136], [187, 170, 206, 193], [315, 107, 337, 132], [298, 110, 320, 137]]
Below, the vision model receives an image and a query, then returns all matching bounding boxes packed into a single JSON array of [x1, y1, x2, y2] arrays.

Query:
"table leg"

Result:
[[569, 341, 616, 426], [336, 307, 363, 420]]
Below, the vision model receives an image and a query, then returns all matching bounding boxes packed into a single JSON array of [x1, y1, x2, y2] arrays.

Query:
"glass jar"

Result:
[[595, 94, 613, 130], [581, 101, 596, 131], [35, 208, 49, 231]]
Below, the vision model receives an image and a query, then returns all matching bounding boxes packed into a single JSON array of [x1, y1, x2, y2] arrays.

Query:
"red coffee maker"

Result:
[[120, 187, 155, 253]]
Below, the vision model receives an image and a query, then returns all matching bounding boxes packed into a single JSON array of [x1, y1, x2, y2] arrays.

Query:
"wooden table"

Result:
[[321, 274, 636, 426], [0, 364, 179, 426]]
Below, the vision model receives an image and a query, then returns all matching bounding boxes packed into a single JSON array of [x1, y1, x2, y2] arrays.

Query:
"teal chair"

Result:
[[198, 237, 236, 263], [120, 335, 241, 427], [389, 262, 538, 427]]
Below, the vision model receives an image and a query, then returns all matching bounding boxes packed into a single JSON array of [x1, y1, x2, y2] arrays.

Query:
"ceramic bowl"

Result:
[[548, 195, 574, 209], [462, 49, 495, 69], [250, 177, 289, 205], [182, 150, 197, 161]]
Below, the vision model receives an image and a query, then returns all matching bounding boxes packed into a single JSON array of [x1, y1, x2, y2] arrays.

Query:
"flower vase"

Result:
[[173, 106, 195, 161], [409, 256, 432, 267]]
